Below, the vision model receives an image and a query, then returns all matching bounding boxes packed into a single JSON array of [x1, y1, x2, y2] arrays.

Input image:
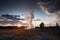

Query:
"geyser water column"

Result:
[[22, 9, 34, 29], [28, 11, 34, 29]]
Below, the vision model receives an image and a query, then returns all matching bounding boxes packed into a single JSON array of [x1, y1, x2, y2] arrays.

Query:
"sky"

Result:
[[0, 0, 60, 27]]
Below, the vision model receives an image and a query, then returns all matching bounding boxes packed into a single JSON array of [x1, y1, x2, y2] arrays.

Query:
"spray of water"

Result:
[[22, 10, 34, 29]]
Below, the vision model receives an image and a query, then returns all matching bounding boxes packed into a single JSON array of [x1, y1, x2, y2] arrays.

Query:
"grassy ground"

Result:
[[0, 27, 60, 40]]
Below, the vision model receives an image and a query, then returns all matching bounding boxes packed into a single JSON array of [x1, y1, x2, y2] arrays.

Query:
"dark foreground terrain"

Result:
[[0, 27, 60, 40]]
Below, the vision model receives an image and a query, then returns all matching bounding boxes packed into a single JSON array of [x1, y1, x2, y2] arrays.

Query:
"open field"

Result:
[[0, 27, 60, 40]]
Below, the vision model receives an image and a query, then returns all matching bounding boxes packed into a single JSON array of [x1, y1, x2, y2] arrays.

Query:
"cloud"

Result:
[[33, 19, 41, 21], [1, 14, 24, 21], [37, 0, 60, 13], [37, 0, 60, 25], [0, 21, 23, 26], [0, 14, 25, 26]]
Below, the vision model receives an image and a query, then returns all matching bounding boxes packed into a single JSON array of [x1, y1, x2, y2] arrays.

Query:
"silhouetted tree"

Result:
[[40, 22, 45, 30], [56, 23, 59, 27]]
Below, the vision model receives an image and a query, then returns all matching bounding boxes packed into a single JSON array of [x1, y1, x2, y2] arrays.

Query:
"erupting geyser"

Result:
[[22, 8, 34, 29]]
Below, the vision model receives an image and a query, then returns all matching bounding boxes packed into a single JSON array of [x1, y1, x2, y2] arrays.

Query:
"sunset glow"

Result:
[[0, 0, 60, 28], [17, 24, 22, 27]]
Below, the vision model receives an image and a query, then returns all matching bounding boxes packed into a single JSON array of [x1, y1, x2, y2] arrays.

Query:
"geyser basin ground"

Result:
[[0, 27, 60, 40]]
